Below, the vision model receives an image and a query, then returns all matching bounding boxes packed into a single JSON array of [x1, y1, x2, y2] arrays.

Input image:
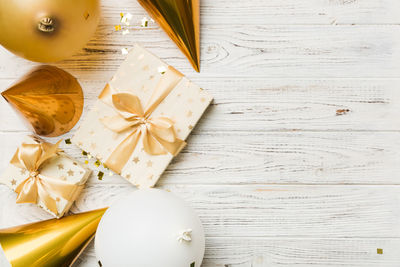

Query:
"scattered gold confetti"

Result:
[[67, 170, 74, 176], [146, 160, 153, 167], [126, 173, 131, 179], [201, 97, 206, 102], [10, 179, 16, 186], [84, 160, 89, 164], [115, 25, 122, 31], [148, 174, 154, 180], [98, 171, 104, 180], [57, 164, 64, 170], [187, 110, 193, 117], [94, 160, 101, 167], [65, 139, 71, 144], [377, 248, 383, 254], [188, 125, 194, 130], [20, 169, 26, 175], [132, 157, 140, 164]]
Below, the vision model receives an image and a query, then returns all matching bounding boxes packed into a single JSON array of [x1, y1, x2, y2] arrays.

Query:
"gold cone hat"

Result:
[[137, 0, 200, 72], [0, 208, 107, 267], [1, 65, 84, 137]]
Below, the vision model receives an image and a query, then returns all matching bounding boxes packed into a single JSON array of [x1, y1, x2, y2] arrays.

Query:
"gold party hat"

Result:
[[137, 0, 200, 72], [0, 208, 107, 267], [1, 65, 84, 137]]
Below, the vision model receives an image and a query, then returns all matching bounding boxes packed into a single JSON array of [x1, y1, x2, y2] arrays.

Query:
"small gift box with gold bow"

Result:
[[0, 136, 91, 218], [72, 44, 212, 188]]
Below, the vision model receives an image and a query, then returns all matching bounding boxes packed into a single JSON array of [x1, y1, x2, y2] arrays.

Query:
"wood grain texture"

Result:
[[1, 0, 400, 266]]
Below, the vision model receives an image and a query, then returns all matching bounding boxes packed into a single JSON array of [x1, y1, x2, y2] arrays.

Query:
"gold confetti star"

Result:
[[132, 157, 140, 164], [67, 170, 74, 176], [187, 110, 193, 117], [148, 174, 154, 180], [188, 125, 194, 130], [126, 173, 131, 179], [146, 160, 153, 167], [57, 164, 64, 170], [60, 176, 67, 181], [201, 97, 206, 102], [11, 179, 16, 186], [20, 169, 26, 175]]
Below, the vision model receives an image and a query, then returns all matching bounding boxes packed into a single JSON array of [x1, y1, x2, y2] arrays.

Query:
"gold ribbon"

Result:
[[99, 66, 186, 174], [11, 139, 81, 215]]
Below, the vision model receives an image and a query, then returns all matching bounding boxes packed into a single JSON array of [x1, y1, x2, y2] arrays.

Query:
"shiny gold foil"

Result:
[[1, 65, 84, 137], [0, 208, 107, 267], [137, 0, 200, 72]]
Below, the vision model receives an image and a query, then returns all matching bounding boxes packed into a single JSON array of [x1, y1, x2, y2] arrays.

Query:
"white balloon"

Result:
[[95, 189, 205, 267]]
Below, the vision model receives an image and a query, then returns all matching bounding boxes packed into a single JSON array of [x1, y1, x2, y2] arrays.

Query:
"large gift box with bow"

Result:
[[72, 44, 212, 188], [0, 136, 91, 218]]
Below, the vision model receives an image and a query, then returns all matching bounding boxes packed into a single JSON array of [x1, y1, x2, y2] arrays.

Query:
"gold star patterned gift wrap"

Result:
[[0, 136, 91, 218], [72, 44, 212, 188]]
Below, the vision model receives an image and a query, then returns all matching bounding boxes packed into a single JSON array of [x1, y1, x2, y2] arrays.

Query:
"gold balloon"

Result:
[[0, 208, 107, 267], [137, 0, 200, 72], [0, 0, 100, 62], [1, 65, 84, 137]]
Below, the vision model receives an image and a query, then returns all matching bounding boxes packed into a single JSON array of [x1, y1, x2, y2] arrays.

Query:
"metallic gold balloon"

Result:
[[0, 208, 107, 267], [0, 0, 100, 62], [137, 0, 200, 72], [1, 65, 84, 137]]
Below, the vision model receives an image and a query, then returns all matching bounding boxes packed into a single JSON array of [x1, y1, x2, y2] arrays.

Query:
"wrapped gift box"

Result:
[[72, 44, 212, 188], [0, 136, 91, 218]]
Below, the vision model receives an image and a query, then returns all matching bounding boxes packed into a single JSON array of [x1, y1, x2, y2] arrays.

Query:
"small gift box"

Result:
[[72, 44, 212, 188], [0, 136, 91, 218]]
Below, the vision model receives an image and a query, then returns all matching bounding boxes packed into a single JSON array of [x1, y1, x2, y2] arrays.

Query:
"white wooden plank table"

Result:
[[1, 0, 400, 266]]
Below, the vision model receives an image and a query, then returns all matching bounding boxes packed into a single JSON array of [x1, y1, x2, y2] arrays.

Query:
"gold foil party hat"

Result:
[[1, 65, 84, 137], [137, 0, 200, 72], [0, 208, 107, 267]]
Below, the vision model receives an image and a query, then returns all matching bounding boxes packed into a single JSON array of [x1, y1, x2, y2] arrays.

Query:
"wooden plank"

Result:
[[74, 237, 400, 267], [1, 131, 400, 185], [1, 25, 400, 79], [2, 78, 400, 132], [101, 0, 400, 25], [2, 184, 400, 238]]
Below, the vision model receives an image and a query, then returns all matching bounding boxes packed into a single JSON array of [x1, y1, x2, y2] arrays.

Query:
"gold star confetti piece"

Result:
[[67, 170, 74, 176], [98, 171, 104, 180], [157, 66, 167, 74], [148, 174, 153, 180], [57, 164, 64, 170], [132, 157, 140, 164], [201, 97, 206, 102], [94, 160, 101, 167], [377, 248, 383, 254], [84, 160, 89, 164], [10, 179, 16, 186], [126, 173, 131, 179], [187, 110, 193, 117], [146, 160, 153, 167], [115, 25, 122, 31], [65, 139, 71, 144], [188, 125, 194, 130], [20, 169, 26, 175], [121, 48, 129, 55], [141, 17, 149, 27]]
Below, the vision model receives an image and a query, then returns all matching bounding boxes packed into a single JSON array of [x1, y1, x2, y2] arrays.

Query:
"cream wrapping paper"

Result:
[[72, 44, 212, 188], [0, 136, 91, 218]]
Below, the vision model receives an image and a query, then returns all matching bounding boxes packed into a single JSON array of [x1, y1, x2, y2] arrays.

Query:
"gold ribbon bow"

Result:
[[11, 139, 81, 215], [99, 66, 186, 174]]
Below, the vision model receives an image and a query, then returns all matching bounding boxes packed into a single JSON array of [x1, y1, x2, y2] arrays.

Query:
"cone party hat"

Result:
[[137, 0, 200, 72], [0, 208, 107, 267], [1, 65, 84, 137]]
